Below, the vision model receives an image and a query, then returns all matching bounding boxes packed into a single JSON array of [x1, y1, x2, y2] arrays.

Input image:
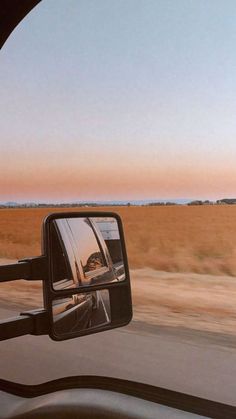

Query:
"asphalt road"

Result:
[[0, 307, 236, 407]]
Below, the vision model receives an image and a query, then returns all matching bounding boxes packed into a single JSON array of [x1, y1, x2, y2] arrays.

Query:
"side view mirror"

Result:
[[0, 212, 132, 341]]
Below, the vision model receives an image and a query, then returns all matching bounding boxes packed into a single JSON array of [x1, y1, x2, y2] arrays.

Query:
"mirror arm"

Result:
[[0, 309, 49, 341], [0, 256, 47, 282]]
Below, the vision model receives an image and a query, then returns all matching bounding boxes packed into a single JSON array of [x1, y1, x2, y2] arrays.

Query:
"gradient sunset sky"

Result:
[[1, 0, 236, 202]]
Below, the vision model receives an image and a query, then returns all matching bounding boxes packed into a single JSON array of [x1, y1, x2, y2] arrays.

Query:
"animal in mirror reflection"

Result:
[[51, 216, 125, 291]]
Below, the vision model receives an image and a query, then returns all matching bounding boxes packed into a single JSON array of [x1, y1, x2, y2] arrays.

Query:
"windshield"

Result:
[[0, 0, 236, 407]]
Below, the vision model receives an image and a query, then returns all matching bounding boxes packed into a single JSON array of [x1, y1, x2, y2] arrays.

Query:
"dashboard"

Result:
[[0, 388, 205, 419], [0, 376, 234, 419]]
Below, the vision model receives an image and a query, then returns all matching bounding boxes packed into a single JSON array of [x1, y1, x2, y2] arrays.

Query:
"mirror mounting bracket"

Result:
[[20, 309, 49, 335], [0, 309, 49, 341], [19, 256, 47, 281], [0, 256, 47, 283]]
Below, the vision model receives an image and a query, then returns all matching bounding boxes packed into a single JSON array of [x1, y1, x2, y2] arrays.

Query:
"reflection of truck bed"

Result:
[[104, 239, 122, 264], [93, 219, 123, 264]]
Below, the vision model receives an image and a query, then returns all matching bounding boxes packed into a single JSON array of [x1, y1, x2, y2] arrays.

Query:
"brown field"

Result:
[[1, 206, 236, 336], [1, 205, 236, 275]]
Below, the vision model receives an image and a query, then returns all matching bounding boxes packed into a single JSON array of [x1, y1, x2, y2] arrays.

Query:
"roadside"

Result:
[[131, 268, 236, 336], [1, 259, 236, 343]]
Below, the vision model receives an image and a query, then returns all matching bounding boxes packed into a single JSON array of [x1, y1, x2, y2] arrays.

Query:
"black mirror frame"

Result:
[[42, 211, 133, 341]]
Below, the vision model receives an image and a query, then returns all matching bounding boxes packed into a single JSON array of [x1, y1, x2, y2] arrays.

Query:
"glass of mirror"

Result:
[[52, 289, 111, 337], [50, 216, 125, 291]]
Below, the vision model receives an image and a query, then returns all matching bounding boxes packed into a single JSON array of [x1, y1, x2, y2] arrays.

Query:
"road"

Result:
[[0, 307, 236, 406]]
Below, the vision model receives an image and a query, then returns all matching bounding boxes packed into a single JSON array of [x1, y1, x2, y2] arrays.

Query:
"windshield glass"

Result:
[[0, 0, 236, 407]]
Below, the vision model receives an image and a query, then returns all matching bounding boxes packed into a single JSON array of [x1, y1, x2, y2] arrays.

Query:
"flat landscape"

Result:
[[1, 206, 236, 337], [1, 206, 236, 400], [1, 205, 236, 275]]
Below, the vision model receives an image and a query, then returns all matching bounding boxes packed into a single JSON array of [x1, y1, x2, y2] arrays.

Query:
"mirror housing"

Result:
[[0, 211, 132, 342], [43, 212, 132, 341]]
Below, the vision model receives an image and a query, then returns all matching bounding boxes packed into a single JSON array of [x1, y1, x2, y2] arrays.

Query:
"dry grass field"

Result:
[[1, 205, 236, 276], [1, 206, 236, 336], [122, 205, 236, 276]]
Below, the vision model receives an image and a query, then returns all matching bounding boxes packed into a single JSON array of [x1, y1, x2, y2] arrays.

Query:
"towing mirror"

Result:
[[0, 212, 132, 341], [44, 213, 132, 340]]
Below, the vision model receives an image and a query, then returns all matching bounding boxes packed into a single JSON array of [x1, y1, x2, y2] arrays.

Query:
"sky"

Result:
[[1, 0, 236, 203]]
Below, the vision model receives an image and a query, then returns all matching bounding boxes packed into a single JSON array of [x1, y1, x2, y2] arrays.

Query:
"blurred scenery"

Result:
[[1, 205, 236, 337], [1, 1, 236, 402]]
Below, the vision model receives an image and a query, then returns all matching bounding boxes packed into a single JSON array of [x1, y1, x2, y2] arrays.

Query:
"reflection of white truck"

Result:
[[93, 218, 123, 265]]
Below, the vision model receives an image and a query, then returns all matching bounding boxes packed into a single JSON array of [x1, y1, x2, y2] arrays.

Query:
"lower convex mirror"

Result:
[[43, 212, 132, 340], [52, 289, 111, 337]]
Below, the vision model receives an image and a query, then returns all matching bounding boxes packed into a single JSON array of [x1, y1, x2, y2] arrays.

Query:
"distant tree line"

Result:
[[1, 198, 236, 209], [187, 199, 236, 206], [0, 202, 128, 209], [147, 199, 236, 206], [147, 202, 177, 206], [187, 200, 214, 206], [216, 199, 236, 205]]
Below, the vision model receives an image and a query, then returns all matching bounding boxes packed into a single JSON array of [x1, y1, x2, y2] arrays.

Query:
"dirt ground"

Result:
[[131, 268, 236, 336], [1, 206, 236, 336], [1, 258, 235, 337]]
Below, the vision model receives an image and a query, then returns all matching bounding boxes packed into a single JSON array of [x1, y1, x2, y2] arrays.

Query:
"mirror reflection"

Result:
[[52, 289, 111, 336], [51, 216, 125, 291]]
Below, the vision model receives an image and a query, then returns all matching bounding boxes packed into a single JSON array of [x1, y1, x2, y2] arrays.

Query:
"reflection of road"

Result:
[[53, 291, 110, 336], [0, 307, 236, 406], [90, 291, 110, 327], [53, 297, 93, 335]]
